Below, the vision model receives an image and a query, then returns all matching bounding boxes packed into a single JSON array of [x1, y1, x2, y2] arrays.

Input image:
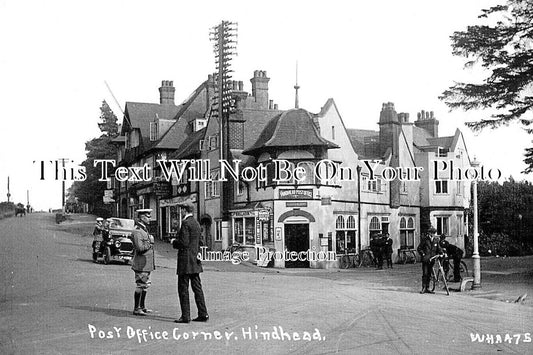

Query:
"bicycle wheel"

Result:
[[340, 255, 350, 269], [460, 261, 469, 278], [353, 254, 361, 268]]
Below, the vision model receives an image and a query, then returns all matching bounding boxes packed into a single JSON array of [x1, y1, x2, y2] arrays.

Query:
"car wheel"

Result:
[[124, 259, 130, 265], [104, 247, 111, 265]]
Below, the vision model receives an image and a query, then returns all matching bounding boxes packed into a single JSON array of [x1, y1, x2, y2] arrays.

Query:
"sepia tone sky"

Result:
[[0, 0, 530, 210]]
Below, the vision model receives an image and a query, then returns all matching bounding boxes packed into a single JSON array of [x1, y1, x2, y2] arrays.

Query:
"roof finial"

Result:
[[294, 61, 300, 109]]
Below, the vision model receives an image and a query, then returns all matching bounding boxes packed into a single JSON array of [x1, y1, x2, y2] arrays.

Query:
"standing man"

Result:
[[374, 234, 385, 270], [383, 233, 394, 269], [131, 209, 155, 316], [170, 201, 208, 323], [417, 226, 443, 294]]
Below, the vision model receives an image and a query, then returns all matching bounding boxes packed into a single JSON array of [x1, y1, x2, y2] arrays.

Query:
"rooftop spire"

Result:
[[294, 61, 300, 109]]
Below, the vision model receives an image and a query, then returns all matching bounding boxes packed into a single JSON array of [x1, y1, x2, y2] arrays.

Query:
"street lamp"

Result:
[[471, 157, 481, 289]]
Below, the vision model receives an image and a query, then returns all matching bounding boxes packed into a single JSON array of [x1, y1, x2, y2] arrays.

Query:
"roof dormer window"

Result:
[[150, 122, 159, 141], [437, 147, 448, 157]]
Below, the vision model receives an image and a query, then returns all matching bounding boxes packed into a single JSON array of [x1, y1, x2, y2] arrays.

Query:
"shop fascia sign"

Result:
[[160, 195, 197, 207], [279, 189, 313, 200]]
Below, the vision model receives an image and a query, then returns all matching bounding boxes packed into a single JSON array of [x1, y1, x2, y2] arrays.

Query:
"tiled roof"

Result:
[[170, 127, 207, 159], [427, 136, 454, 148], [413, 126, 432, 148], [346, 128, 381, 159], [243, 108, 338, 155]]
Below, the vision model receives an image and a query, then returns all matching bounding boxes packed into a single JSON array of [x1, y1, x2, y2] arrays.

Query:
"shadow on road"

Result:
[[63, 304, 177, 323]]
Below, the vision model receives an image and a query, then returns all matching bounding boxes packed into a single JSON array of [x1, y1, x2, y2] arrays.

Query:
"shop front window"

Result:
[[336, 215, 357, 254], [245, 217, 255, 245], [234, 218, 243, 243]]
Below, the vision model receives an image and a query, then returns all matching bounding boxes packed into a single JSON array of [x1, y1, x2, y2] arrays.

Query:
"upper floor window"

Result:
[[362, 174, 383, 193], [236, 180, 245, 196], [297, 161, 315, 185], [435, 180, 448, 194]]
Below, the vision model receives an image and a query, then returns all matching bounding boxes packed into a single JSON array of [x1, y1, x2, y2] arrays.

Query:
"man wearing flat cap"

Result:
[[170, 201, 208, 323], [131, 209, 155, 316], [417, 226, 443, 294]]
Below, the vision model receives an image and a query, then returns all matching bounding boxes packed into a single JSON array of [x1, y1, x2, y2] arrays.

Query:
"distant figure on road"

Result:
[[417, 227, 443, 294], [383, 233, 393, 269], [131, 209, 155, 316], [439, 235, 464, 282], [92, 217, 104, 249], [170, 201, 208, 323]]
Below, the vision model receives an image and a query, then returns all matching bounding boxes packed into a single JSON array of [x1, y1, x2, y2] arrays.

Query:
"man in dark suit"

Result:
[[383, 233, 394, 269], [170, 201, 208, 323], [417, 226, 443, 294]]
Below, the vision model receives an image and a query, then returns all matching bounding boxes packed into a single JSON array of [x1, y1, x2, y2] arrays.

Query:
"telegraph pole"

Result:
[[58, 158, 69, 212], [7, 176, 10, 203], [210, 20, 237, 222]]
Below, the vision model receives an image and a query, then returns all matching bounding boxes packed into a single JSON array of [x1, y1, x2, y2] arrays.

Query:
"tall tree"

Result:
[[439, 0, 533, 172], [70, 100, 119, 214]]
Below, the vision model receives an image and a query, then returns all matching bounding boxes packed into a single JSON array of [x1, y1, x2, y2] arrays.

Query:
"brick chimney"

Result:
[[378, 102, 400, 156], [250, 70, 269, 109], [159, 80, 175, 105], [414, 110, 439, 137]]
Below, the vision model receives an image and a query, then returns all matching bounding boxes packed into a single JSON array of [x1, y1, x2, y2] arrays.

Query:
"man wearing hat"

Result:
[[131, 209, 155, 316], [170, 201, 208, 323], [92, 218, 105, 262], [416, 226, 443, 294]]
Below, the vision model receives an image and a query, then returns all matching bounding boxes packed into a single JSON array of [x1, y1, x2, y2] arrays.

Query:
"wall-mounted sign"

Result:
[[160, 195, 196, 208], [279, 189, 313, 200], [275, 227, 282, 241], [321, 196, 332, 205], [257, 209, 270, 221], [154, 182, 171, 197], [286, 202, 307, 208]]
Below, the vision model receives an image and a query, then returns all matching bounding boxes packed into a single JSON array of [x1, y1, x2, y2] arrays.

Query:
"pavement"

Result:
[[1, 213, 532, 354]]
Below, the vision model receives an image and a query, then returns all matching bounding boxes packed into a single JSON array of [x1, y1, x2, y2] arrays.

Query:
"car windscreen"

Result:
[[108, 218, 135, 230]]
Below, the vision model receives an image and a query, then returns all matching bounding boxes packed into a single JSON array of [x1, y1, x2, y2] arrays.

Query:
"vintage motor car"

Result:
[[92, 218, 135, 264]]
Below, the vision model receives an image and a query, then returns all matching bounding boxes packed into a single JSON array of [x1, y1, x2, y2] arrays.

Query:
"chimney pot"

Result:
[[417, 112, 421, 120], [430, 111, 434, 119], [269, 100, 273, 109], [274, 103, 278, 110], [238, 81, 243, 91]]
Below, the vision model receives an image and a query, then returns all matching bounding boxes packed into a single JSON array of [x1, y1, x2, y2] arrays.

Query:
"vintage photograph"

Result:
[[1, 0, 532, 353]]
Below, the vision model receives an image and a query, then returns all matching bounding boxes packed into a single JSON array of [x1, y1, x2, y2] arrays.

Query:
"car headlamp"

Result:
[[115, 240, 121, 248]]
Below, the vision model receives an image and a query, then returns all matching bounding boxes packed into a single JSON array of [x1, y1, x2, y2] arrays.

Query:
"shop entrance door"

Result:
[[284, 223, 309, 268]]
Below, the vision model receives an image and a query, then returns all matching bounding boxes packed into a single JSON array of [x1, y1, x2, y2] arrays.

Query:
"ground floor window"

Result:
[[369, 216, 381, 240], [436, 216, 449, 236], [232, 216, 256, 245], [215, 220, 221, 242], [399, 216, 415, 249], [335, 215, 357, 254]]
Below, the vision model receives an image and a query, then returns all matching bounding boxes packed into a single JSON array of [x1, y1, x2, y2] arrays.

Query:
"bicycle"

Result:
[[358, 249, 375, 268], [340, 252, 360, 269], [428, 255, 450, 295], [398, 249, 417, 264], [226, 242, 244, 253], [442, 257, 469, 282]]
